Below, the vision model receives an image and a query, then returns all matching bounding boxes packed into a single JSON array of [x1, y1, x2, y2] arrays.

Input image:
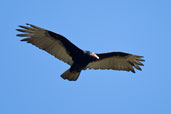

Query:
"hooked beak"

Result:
[[91, 52, 99, 59]]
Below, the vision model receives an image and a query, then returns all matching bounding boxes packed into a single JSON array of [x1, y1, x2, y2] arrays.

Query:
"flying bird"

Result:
[[16, 24, 145, 81]]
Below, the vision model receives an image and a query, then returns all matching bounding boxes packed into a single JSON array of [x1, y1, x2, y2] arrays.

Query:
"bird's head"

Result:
[[85, 51, 99, 60]]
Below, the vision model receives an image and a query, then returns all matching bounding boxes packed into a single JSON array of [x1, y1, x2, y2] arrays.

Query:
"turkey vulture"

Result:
[[16, 24, 144, 81]]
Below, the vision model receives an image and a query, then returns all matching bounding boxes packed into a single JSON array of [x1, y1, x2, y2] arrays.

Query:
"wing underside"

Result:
[[16, 24, 78, 65], [87, 52, 144, 73]]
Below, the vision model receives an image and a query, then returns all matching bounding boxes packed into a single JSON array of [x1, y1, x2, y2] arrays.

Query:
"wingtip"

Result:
[[26, 23, 31, 26], [18, 25, 22, 27], [137, 57, 145, 62], [141, 63, 144, 66], [17, 23, 30, 27], [138, 56, 144, 58], [20, 38, 28, 41], [131, 70, 136, 73]]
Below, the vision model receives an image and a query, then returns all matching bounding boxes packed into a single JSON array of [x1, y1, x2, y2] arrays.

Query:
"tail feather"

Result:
[[61, 69, 81, 81]]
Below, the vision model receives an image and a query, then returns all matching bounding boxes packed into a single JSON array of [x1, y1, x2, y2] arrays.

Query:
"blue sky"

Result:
[[1, 0, 171, 114]]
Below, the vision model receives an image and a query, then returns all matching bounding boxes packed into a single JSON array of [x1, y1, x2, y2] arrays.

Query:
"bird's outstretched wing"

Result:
[[86, 52, 144, 73], [16, 24, 83, 65]]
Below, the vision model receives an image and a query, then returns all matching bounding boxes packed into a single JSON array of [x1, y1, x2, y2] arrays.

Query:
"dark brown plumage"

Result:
[[16, 24, 145, 81]]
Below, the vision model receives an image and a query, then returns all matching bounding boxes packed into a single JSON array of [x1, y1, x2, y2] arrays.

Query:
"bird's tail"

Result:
[[61, 69, 81, 81]]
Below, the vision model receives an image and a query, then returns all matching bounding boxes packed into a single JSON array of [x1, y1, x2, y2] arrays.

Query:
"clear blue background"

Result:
[[1, 0, 171, 114]]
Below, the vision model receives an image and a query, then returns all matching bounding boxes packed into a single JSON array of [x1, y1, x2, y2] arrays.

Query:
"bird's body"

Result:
[[70, 51, 95, 71], [16, 24, 144, 81]]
